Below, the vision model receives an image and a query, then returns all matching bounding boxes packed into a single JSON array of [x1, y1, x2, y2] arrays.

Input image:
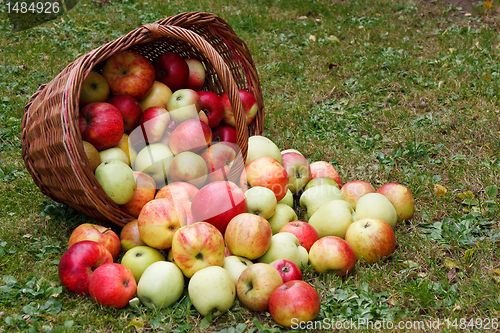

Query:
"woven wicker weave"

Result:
[[21, 12, 264, 227]]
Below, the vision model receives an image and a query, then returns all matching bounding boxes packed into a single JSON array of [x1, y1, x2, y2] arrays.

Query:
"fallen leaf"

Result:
[[401, 260, 420, 269], [433, 184, 447, 196], [463, 248, 475, 265], [309, 35, 316, 42], [444, 258, 461, 269], [493, 268, 500, 276], [452, 303, 462, 311]]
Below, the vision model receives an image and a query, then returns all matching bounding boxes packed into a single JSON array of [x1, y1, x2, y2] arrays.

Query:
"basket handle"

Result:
[[140, 22, 249, 182]]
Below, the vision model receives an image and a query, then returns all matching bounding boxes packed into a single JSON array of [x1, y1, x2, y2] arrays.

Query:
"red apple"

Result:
[[221, 89, 258, 127], [309, 161, 342, 188], [88, 263, 137, 309], [200, 142, 237, 183], [169, 118, 212, 155], [198, 91, 224, 128], [269, 280, 320, 328], [155, 181, 199, 224], [344, 218, 396, 264], [102, 51, 155, 100], [240, 156, 289, 202], [340, 180, 376, 210], [308, 236, 356, 276], [138, 198, 187, 250], [118, 171, 156, 218], [279, 221, 319, 252], [191, 180, 247, 235], [153, 52, 189, 92], [119, 219, 147, 252], [68, 223, 121, 261], [138, 106, 171, 143], [224, 213, 272, 260], [58, 240, 113, 295], [376, 183, 415, 221], [185, 58, 206, 91], [236, 263, 283, 312], [79, 102, 124, 151], [171, 222, 225, 278], [79, 71, 109, 107], [211, 124, 237, 144], [281, 151, 311, 194], [269, 259, 303, 283], [107, 95, 143, 132]]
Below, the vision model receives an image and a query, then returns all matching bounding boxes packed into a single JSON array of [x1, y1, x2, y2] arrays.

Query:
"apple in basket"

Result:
[[102, 50, 156, 100], [221, 89, 258, 127], [167, 89, 202, 123], [153, 52, 189, 92], [185, 58, 206, 91], [211, 124, 237, 144], [138, 106, 171, 143], [169, 119, 212, 155], [138, 80, 173, 111], [79, 71, 110, 107], [107, 95, 143, 132], [198, 91, 224, 128], [79, 102, 124, 151]]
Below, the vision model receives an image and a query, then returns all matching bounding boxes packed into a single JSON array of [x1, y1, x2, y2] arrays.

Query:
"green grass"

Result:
[[1, 0, 500, 332]]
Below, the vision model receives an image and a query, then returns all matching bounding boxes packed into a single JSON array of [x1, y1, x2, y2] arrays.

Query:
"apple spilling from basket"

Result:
[[60, 50, 416, 327]]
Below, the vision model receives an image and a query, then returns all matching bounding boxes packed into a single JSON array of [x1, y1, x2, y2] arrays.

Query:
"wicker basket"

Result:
[[21, 12, 264, 227]]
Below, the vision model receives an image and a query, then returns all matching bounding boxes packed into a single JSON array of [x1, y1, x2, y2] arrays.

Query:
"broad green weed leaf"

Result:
[[485, 185, 498, 199]]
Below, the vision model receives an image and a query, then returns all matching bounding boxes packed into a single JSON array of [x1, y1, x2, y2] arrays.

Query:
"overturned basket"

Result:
[[21, 12, 265, 227]]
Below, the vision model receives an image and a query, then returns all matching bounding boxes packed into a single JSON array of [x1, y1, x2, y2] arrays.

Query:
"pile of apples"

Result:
[[59, 49, 416, 328]]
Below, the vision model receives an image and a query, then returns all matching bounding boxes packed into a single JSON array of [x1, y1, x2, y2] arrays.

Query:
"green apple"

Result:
[[308, 200, 356, 238], [246, 135, 282, 165], [355, 193, 398, 229], [134, 143, 174, 187], [244, 186, 277, 219], [95, 159, 136, 205], [223, 255, 253, 285], [168, 151, 208, 188], [82, 140, 101, 172], [120, 246, 166, 283], [299, 184, 344, 220], [268, 203, 298, 234], [257, 232, 308, 268], [136, 261, 184, 308], [99, 147, 130, 166], [304, 177, 340, 191], [188, 266, 236, 317], [278, 189, 294, 208]]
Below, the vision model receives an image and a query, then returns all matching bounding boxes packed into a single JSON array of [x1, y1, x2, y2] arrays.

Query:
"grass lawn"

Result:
[[1, 0, 499, 332]]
